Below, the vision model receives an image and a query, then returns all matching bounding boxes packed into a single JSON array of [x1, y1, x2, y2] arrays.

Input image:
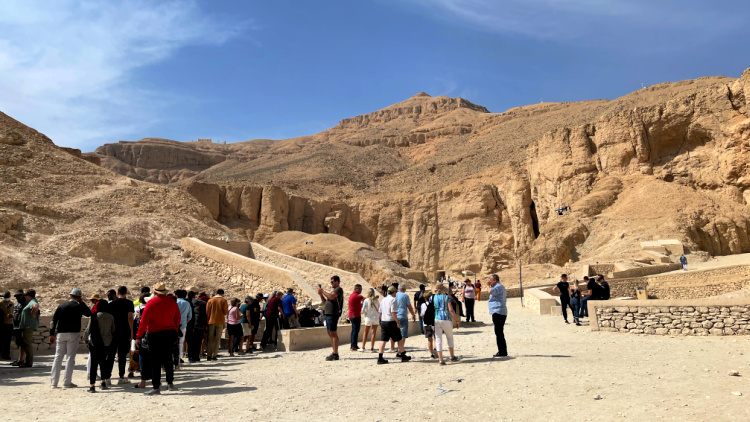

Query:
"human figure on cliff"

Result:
[[680, 254, 688, 271]]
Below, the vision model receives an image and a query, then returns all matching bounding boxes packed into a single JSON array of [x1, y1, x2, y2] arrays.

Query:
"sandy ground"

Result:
[[1, 300, 748, 421]]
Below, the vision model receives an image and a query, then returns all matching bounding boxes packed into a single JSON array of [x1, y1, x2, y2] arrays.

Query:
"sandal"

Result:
[[134, 383, 147, 389]]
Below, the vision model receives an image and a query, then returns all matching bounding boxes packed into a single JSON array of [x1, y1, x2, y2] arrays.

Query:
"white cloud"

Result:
[[0, 0, 246, 150], [406, 0, 741, 40]]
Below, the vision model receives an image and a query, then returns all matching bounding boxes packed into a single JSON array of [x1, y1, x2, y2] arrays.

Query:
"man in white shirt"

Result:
[[377, 286, 410, 364]]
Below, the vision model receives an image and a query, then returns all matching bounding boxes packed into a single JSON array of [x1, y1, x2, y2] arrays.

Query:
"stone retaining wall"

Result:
[[27, 316, 88, 353], [611, 263, 681, 279], [589, 298, 750, 336]]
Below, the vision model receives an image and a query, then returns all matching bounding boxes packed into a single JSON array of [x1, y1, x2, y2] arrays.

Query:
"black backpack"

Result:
[[423, 297, 435, 326]]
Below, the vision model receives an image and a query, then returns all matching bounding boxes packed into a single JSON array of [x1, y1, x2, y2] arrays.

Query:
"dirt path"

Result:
[[1, 299, 748, 421]]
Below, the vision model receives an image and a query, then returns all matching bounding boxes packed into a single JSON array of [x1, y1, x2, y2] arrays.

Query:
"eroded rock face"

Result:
[[93, 138, 228, 183], [104, 68, 750, 271]]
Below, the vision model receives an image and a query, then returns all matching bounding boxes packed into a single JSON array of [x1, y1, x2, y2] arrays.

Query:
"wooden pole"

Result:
[[519, 259, 524, 307]]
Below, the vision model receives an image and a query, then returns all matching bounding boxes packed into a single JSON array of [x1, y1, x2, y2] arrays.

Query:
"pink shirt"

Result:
[[227, 306, 241, 325]]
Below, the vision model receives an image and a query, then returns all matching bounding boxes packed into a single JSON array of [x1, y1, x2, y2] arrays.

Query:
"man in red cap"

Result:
[[135, 282, 180, 395]]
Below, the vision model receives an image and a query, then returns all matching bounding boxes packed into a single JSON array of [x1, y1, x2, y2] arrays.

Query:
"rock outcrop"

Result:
[[94, 68, 750, 274]]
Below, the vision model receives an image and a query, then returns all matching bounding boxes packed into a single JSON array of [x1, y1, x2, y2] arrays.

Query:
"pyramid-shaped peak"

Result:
[[412, 92, 431, 98]]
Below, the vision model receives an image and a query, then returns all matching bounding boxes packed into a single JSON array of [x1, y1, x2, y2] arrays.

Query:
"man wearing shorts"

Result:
[[377, 286, 410, 364], [318, 276, 344, 361], [395, 284, 416, 360]]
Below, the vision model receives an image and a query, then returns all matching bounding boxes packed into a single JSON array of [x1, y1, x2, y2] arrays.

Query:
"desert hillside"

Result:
[[77, 67, 750, 275], [0, 111, 267, 306]]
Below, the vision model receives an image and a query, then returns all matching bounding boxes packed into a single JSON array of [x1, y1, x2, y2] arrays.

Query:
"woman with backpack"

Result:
[[433, 283, 460, 365], [420, 291, 437, 359], [84, 300, 115, 393]]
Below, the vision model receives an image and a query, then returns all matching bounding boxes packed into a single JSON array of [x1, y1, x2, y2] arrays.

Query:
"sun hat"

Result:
[[154, 282, 167, 295], [89, 293, 101, 300]]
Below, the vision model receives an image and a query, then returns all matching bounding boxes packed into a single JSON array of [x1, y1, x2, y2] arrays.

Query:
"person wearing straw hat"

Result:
[[135, 282, 181, 395], [50, 288, 92, 388]]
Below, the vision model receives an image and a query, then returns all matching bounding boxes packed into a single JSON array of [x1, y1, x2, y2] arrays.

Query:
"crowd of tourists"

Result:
[[0, 274, 509, 394], [553, 274, 611, 325]]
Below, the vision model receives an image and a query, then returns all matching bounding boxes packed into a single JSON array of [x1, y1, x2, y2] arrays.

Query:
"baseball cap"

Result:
[[387, 286, 398, 293], [70, 288, 82, 297]]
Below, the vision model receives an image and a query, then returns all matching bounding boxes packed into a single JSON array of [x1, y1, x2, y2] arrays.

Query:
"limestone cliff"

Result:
[[94, 68, 750, 274]]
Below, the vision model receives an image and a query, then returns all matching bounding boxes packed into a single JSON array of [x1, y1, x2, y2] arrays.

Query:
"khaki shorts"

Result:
[[241, 322, 252, 336]]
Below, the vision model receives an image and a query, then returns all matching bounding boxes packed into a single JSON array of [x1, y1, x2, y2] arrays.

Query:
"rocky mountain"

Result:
[[93, 68, 750, 275]]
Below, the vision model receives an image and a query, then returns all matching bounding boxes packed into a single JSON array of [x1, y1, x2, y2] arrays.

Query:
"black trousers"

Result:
[[188, 327, 205, 361], [560, 297, 573, 322], [115, 336, 130, 378], [464, 298, 475, 322], [148, 330, 177, 389], [260, 315, 278, 347], [492, 313, 507, 356], [89, 344, 115, 385], [0, 324, 12, 358]]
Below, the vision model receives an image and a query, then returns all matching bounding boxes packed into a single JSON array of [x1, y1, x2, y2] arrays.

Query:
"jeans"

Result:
[[560, 297, 574, 322], [350, 317, 361, 348], [418, 315, 424, 334], [115, 336, 130, 378], [50, 332, 79, 386], [464, 298, 475, 322], [188, 327, 205, 361], [0, 323, 12, 358], [570, 298, 581, 322], [206, 323, 223, 358], [21, 328, 34, 366], [147, 330, 177, 389], [580, 296, 595, 317], [398, 318, 409, 339], [89, 343, 115, 385], [492, 313, 507, 356]]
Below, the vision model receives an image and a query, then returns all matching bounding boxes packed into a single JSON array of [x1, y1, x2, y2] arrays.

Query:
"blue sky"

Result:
[[0, 0, 748, 151]]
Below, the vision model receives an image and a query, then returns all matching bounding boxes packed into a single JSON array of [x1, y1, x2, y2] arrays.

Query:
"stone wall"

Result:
[[590, 298, 750, 336], [181, 237, 319, 300], [28, 316, 88, 354], [589, 264, 615, 277], [611, 263, 681, 279], [522, 288, 559, 315], [250, 242, 376, 317], [649, 279, 750, 300]]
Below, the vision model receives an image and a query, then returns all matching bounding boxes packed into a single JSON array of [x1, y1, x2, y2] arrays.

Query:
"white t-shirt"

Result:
[[379, 295, 398, 322], [420, 303, 428, 318]]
